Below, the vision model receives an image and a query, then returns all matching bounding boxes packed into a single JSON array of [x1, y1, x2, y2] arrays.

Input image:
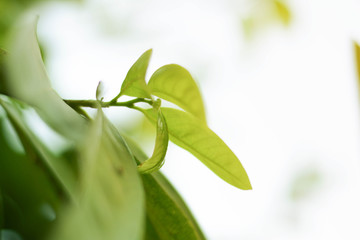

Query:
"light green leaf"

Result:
[[148, 64, 206, 122], [5, 14, 86, 140], [124, 136, 206, 240], [51, 109, 145, 240], [0, 96, 78, 202], [142, 107, 252, 190], [120, 49, 152, 99], [138, 103, 169, 174]]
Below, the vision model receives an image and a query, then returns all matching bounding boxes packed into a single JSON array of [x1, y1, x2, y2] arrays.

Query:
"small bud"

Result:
[[96, 81, 104, 101]]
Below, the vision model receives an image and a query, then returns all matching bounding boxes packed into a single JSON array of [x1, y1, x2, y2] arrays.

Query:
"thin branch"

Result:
[[63, 98, 153, 109]]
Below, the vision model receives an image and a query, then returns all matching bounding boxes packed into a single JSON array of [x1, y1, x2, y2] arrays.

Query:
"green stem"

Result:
[[110, 92, 122, 104], [64, 98, 153, 109]]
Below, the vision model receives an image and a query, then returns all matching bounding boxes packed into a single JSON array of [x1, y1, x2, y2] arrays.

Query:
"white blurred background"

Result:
[[31, 0, 360, 238]]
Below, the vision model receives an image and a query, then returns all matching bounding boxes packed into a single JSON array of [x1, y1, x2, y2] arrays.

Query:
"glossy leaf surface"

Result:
[[148, 64, 206, 122], [5, 15, 86, 140], [51, 109, 145, 240], [120, 49, 152, 99], [143, 107, 252, 190], [138, 106, 169, 174], [124, 137, 206, 240]]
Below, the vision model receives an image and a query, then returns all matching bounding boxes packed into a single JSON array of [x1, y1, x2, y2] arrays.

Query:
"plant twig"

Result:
[[64, 98, 153, 109]]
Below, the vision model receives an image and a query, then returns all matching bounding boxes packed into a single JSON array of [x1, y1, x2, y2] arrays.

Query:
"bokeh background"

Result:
[[2, 0, 360, 239]]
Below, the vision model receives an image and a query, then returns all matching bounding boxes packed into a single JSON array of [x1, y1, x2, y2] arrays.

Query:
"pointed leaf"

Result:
[[0, 96, 78, 201], [142, 107, 251, 190], [148, 64, 206, 122], [5, 15, 86, 140], [51, 109, 145, 240], [138, 105, 169, 174], [123, 136, 206, 240], [120, 49, 152, 99]]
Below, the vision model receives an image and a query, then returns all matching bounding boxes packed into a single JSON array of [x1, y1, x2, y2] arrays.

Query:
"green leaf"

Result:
[[5, 14, 86, 140], [0, 48, 8, 95], [144, 216, 160, 240], [0, 96, 78, 202], [120, 49, 152, 99], [142, 107, 252, 190], [138, 103, 169, 174], [148, 64, 206, 122], [0, 189, 3, 232], [51, 109, 145, 240], [0, 108, 61, 239], [123, 136, 206, 240]]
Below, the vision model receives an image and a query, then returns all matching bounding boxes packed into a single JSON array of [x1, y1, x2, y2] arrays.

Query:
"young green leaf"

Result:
[[5, 14, 86, 140], [148, 64, 206, 122], [95, 81, 104, 101], [51, 109, 145, 240], [119, 49, 152, 99], [142, 107, 252, 190], [138, 103, 169, 174], [123, 136, 206, 240], [0, 97, 78, 202]]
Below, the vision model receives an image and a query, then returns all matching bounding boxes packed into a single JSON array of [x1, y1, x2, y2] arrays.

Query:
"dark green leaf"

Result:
[[5, 14, 86, 140], [124, 136, 206, 240], [51, 109, 145, 240], [142, 107, 252, 190], [120, 49, 152, 99], [144, 216, 161, 240], [138, 103, 169, 174], [148, 64, 206, 122], [0, 113, 60, 239], [0, 48, 8, 95], [0, 96, 78, 202], [0, 189, 3, 232]]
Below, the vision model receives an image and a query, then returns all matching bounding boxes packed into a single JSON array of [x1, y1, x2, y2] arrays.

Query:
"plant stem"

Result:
[[64, 98, 153, 109], [110, 92, 122, 104]]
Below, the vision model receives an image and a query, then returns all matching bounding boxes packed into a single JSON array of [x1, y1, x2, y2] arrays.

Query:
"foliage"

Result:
[[0, 15, 251, 240]]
